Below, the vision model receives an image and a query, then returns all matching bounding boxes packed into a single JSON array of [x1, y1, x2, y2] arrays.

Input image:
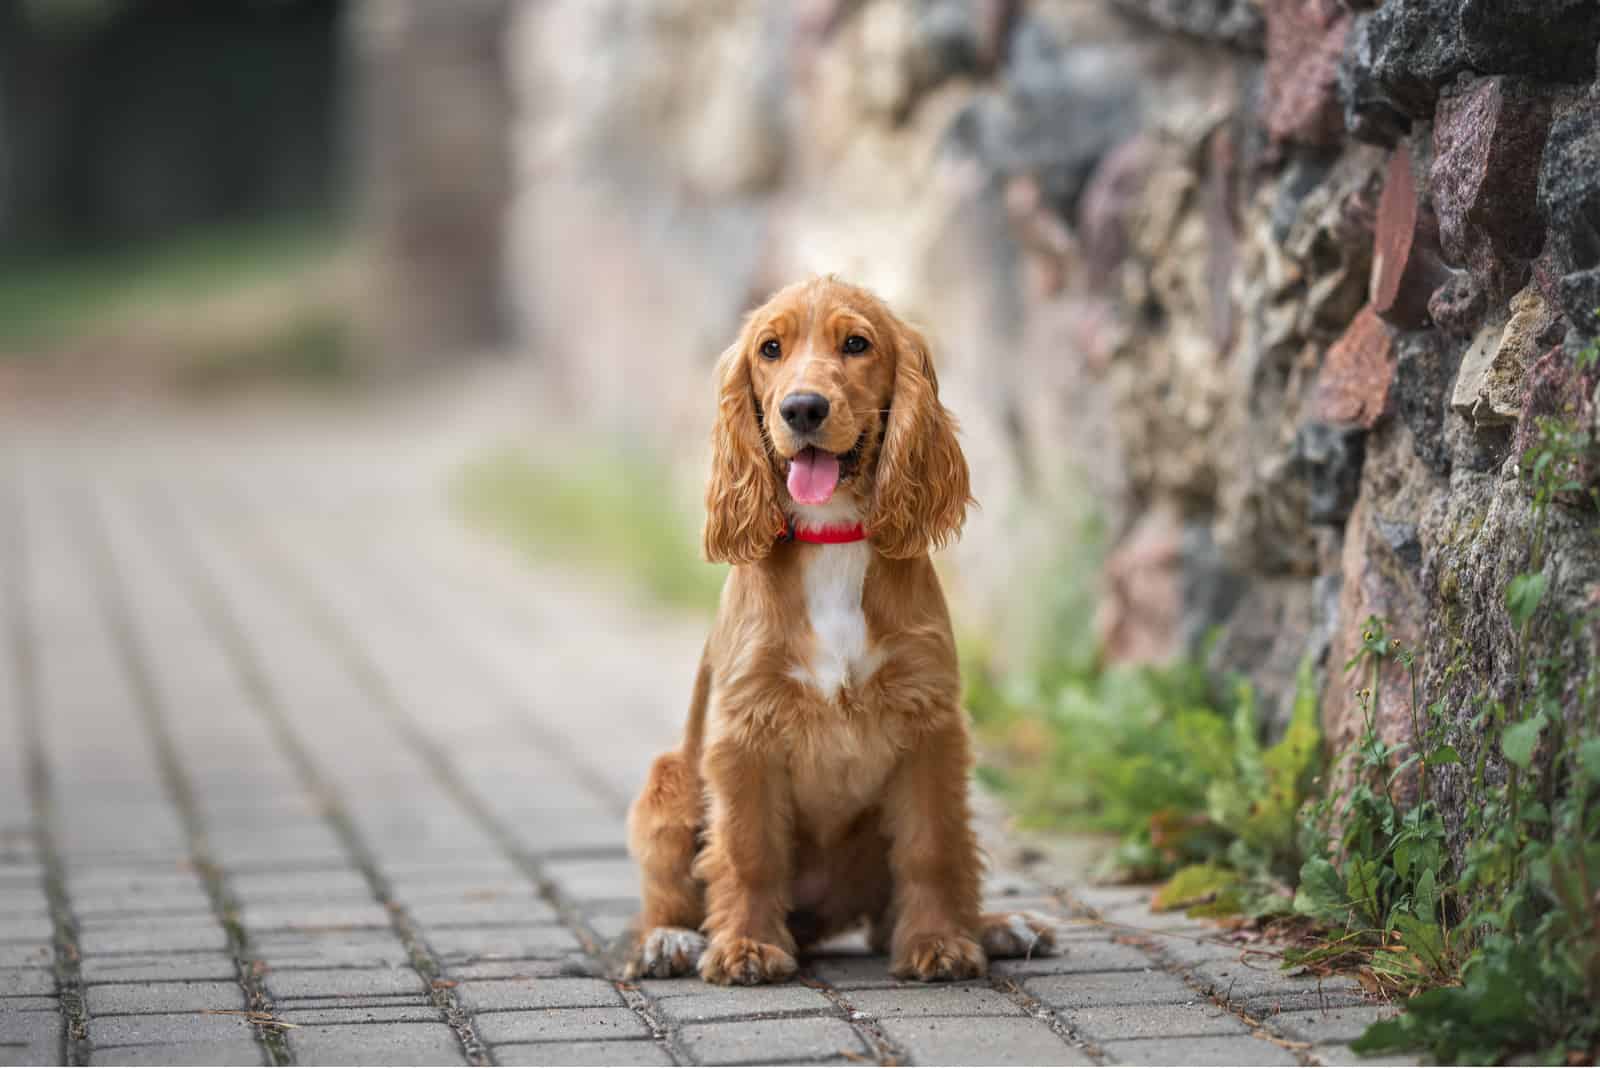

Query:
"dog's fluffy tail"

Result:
[[682, 641, 713, 766]]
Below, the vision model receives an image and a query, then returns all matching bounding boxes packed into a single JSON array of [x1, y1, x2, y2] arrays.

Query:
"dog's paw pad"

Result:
[[980, 912, 1059, 960], [892, 932, 987, 982], [698, 936, 797, 986], [625, 927, 707, 980]]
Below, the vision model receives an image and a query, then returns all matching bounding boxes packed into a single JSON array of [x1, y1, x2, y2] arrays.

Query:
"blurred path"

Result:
[[1, 379, 1393, 1066]]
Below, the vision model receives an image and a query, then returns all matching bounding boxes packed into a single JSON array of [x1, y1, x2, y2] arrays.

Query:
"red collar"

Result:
[[778, 520, 869, 545]]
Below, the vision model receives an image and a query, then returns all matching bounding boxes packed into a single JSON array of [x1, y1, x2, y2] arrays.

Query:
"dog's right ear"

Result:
[[703, 325, 782, 565]]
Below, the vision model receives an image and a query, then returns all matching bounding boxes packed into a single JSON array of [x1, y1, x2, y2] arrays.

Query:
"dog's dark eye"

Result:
[[842, 335, 870, 355], [759, 339, 781, 360]]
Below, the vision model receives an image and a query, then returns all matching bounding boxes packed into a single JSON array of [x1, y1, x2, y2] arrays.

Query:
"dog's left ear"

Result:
[[868, 321, 971, 558]]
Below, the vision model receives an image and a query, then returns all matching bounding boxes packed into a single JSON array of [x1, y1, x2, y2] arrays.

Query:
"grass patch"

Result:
[[0, 217, 345, 354], [452, 446, 725, 613]]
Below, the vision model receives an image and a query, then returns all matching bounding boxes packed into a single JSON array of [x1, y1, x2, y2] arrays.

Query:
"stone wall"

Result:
[[497, 0, 1600, 859]]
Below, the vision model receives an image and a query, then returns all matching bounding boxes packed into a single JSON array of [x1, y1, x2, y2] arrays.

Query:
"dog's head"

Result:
[[703, 276, 971, 564]]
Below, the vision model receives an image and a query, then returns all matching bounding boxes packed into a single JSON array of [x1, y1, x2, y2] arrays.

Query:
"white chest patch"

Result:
[[789, 542, 881, 699]]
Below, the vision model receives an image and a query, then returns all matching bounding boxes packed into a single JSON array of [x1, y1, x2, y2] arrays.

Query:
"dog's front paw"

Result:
[[698, 936, 797, 986], [624, 926, 708, 980], [892, 932, 987, 982], [979, 911, 1059, 960]]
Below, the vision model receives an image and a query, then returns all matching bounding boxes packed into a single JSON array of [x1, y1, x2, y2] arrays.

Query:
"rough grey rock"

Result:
[[1337, 2, 1465, 146], [1538, 100, 1600, 332], [1457, 0, 1600, 85], [944, 14, 1139, 219], [1109, 0, 1265, 51], [1393, 329, 1462, 476], [1297, 422, 1368, 525]]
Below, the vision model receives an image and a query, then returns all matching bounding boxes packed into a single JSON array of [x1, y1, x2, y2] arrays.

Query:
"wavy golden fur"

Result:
[[623, 277, 1055, 984]]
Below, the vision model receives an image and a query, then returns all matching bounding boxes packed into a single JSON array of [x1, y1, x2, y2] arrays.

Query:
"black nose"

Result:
[[779, 392, 830, 435]]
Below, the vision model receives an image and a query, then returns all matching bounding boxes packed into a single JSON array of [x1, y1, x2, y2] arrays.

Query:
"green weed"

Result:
[[452, 446, 725, 614]]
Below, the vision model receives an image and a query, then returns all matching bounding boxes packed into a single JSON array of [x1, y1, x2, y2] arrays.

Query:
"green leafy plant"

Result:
[[970, 643, 1321, 903]]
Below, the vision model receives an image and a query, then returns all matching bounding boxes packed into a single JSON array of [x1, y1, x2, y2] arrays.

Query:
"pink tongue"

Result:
[[787, 447, 841, 505]]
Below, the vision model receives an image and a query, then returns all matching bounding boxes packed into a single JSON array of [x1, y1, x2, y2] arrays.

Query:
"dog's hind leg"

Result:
[[624, 749, 707, 978]]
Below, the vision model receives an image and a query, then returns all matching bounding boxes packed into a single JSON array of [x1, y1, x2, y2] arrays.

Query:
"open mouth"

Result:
[[785, 433, 866, 506]]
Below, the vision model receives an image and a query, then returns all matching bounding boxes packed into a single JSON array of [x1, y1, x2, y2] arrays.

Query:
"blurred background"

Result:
[[5, 0, 1599, 873]]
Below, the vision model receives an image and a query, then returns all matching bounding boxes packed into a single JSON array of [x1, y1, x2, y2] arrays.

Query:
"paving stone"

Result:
[[541, 860, 640, 903], [73, 898, 220, 920], [1025, 970, 1200, 1009], [1241, 986, 1372, 1018], [678, 1016, 868, 1066], [81, 954, 238, 985], [1266, 1004, 1399, 1045], [586, 912, 632, 941], [455, 977, 620, 1012], [249, 934, 408, 969], [1067, 886, 1154, 914], [1061, 1000, 1248, 1042], [653, 984, 836, 1023], [0, 970, 55, 997], [406, 900, 558, 928], [1188, 959, 1340, 1003], [0, 997, 56, 1011], [0, 917, 54, 941], [427, 926, 582, 961], [847, 985, 1026, 1018], [1141, 934, 1247, 969], [87, 1040, 265, 1066], [77, 924, 229, 956], [89, 1012, 258, 1045], [493, 1040, 673, 1066], [473, 1006, 649, 1044], [288, 1022, 468, 1065], [227, 870, 372, 901], [87, 981, 245, 1015], [265, 967, 426, 1000], [77, 911, 216, 934], [447, 959, 579, 981], [238, 903, 393, 931], [1102, 1034, 1300, 1065], [991, 939, 1153, 976], [0, 1009, 58, 1062], [879, 1016, 1093, 1066], [0, 945, 51, 969], [1312, 1041, 1424, 1066], [804, 954, 910, 989]]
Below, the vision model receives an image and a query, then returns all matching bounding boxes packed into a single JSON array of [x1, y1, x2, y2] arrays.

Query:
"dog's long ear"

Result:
[[703, 328, 783, 565], [868, 320, 972, 559]]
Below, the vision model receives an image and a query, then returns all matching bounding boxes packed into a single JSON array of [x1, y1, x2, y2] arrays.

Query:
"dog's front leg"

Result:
[[695, 737, 797, 985], [882, 719, 986, 981]]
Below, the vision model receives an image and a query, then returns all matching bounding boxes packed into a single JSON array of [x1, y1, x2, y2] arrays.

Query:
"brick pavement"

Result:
[[0, 403, 1405, 1066]]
